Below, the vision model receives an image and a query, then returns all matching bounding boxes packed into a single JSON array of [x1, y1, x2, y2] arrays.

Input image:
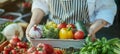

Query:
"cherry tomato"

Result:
[[74, 30, 84, 39], [54, 49, 63, 54], [33, 50, 40, 54], [9, 39, 17, 46], [33, 50, 46, 54], [10, 36, 21, 46], [22, 2, 31, 8], [17, 42, 28, 49], [19, 48, 27, 53], [12, 36, 21, 42], [57, 22, 67, 29], [37, 43, 54, 54], [11, 49, 17, 54], [27, 46, 37, 53], [39, 51, 47, 54], [4, 46, 13, 52], [66, 24, 75, 29], [2, 50, 9, 54], [8, 43, 14, 48]]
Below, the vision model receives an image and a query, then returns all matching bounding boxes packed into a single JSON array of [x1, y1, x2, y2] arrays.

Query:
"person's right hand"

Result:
[[25, 8, 46, 42], [26, 8, 45, 36], [25, 23, 35, 42]]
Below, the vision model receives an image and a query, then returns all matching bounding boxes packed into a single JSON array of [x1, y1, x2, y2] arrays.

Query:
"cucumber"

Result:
[[0, 36, 6, 44], [0, 33, 2, 39], [75, 20, 88, 37], [0, 34, 6, 44], [0, 33, 4, 42], [0, 34, 2, 42]]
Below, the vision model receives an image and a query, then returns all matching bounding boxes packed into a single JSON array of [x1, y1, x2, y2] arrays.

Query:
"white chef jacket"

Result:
[[31, 0, 117, 27]]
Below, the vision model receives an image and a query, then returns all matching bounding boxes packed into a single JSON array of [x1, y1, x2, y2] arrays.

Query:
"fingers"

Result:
[[88, 27, 96, 42], [25, 24, 34, 37], [88, 33, 96, 41], [88, 27, 94, 37], [26, 28, 29, 36], [91, 34, 96, 42], [25, 24, 33, 42]]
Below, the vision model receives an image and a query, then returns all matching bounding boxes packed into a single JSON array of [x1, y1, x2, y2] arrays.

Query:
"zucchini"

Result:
[[75, 20, 88, 37]]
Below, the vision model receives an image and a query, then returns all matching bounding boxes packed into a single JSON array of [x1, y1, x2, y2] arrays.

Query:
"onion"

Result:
[[29, 25, 42, 39]]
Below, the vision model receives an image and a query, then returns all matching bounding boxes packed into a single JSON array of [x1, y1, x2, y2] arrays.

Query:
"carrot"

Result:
[[0, 40, 9, 52]]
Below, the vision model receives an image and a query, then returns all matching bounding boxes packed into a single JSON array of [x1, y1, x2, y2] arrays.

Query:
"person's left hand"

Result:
[[88, 27, 96, 42], [87, 19, 108, 41]]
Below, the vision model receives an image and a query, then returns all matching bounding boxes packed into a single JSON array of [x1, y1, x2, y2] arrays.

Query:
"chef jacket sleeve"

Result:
[[95, 0, 117, 27], [31, 0, 49, 15]]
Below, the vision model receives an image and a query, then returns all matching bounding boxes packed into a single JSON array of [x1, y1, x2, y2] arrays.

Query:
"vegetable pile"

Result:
[[41, 21, 85, 39], [1, 21, 120, 54], [0, 35, 75, 54]]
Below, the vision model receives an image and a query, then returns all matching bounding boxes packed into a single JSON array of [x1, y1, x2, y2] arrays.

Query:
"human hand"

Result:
[[87, 19, 108, 41], [25, 23, 35, 42], [88, 27, 96, 42], [25, 8, 45, 42]]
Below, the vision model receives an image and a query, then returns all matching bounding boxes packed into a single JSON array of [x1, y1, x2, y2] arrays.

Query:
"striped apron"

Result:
[[48, 0, 90, 24]]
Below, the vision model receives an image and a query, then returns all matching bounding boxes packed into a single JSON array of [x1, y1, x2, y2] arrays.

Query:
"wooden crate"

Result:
[[29, 38, 85, 49]]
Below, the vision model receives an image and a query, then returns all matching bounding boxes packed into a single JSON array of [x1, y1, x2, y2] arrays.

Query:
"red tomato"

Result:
[[37, 43, 54, 54], [33, 51, 47, 54], [54, 49, 63, 54], [57, 22, 67, 29], [19, 48, 27, 53], [12, 36, 21, 42], [11, 49, 17, 54], [2, 51, 9, 54], [10, 36, 21, 46], [9, 39, 17, 46], [4, 46, 13, 52], [17, 42, 28, 49], [66, 24, 75, 29], [23, 2, 31, 8], [1, 15, 14, 20], [32, 50, 39, 54], [74, 30, 84, 39], [8, 43, 14, 48], [39, 51, 47, 54], [27, 46, 37, 53]]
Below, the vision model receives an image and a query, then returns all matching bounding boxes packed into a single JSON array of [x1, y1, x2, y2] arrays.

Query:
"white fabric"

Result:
[[32, 0, 117, 27]]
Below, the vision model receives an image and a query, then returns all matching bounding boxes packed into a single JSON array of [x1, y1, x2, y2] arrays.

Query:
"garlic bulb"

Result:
[[29, 25, 42, 39], [2, 23, 23, 40]]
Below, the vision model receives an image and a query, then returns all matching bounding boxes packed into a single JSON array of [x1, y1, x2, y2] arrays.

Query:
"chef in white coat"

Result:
[[26, 0, 117, 40]]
